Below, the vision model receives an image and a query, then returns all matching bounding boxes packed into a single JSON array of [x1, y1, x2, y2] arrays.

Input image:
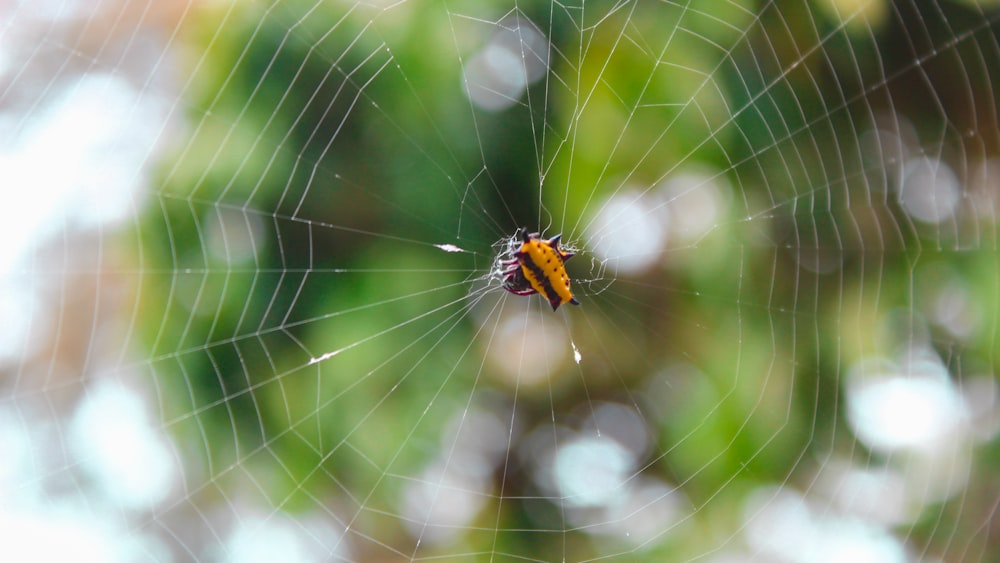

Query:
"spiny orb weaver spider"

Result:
[[502, 228, 580, 311]]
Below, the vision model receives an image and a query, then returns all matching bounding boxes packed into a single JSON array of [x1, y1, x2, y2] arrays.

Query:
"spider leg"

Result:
[[505, 287, 538, 296], [502, 276, 537, 296]]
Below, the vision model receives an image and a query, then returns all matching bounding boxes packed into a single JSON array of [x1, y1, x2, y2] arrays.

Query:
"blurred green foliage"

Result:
[[139, 0, 999, 560]]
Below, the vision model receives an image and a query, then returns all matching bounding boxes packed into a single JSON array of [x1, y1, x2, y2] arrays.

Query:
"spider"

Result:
[[502, 228, 580, 311]]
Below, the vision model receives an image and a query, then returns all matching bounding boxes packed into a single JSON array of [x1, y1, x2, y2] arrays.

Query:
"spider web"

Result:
[[3, 0, 1000, 561]]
